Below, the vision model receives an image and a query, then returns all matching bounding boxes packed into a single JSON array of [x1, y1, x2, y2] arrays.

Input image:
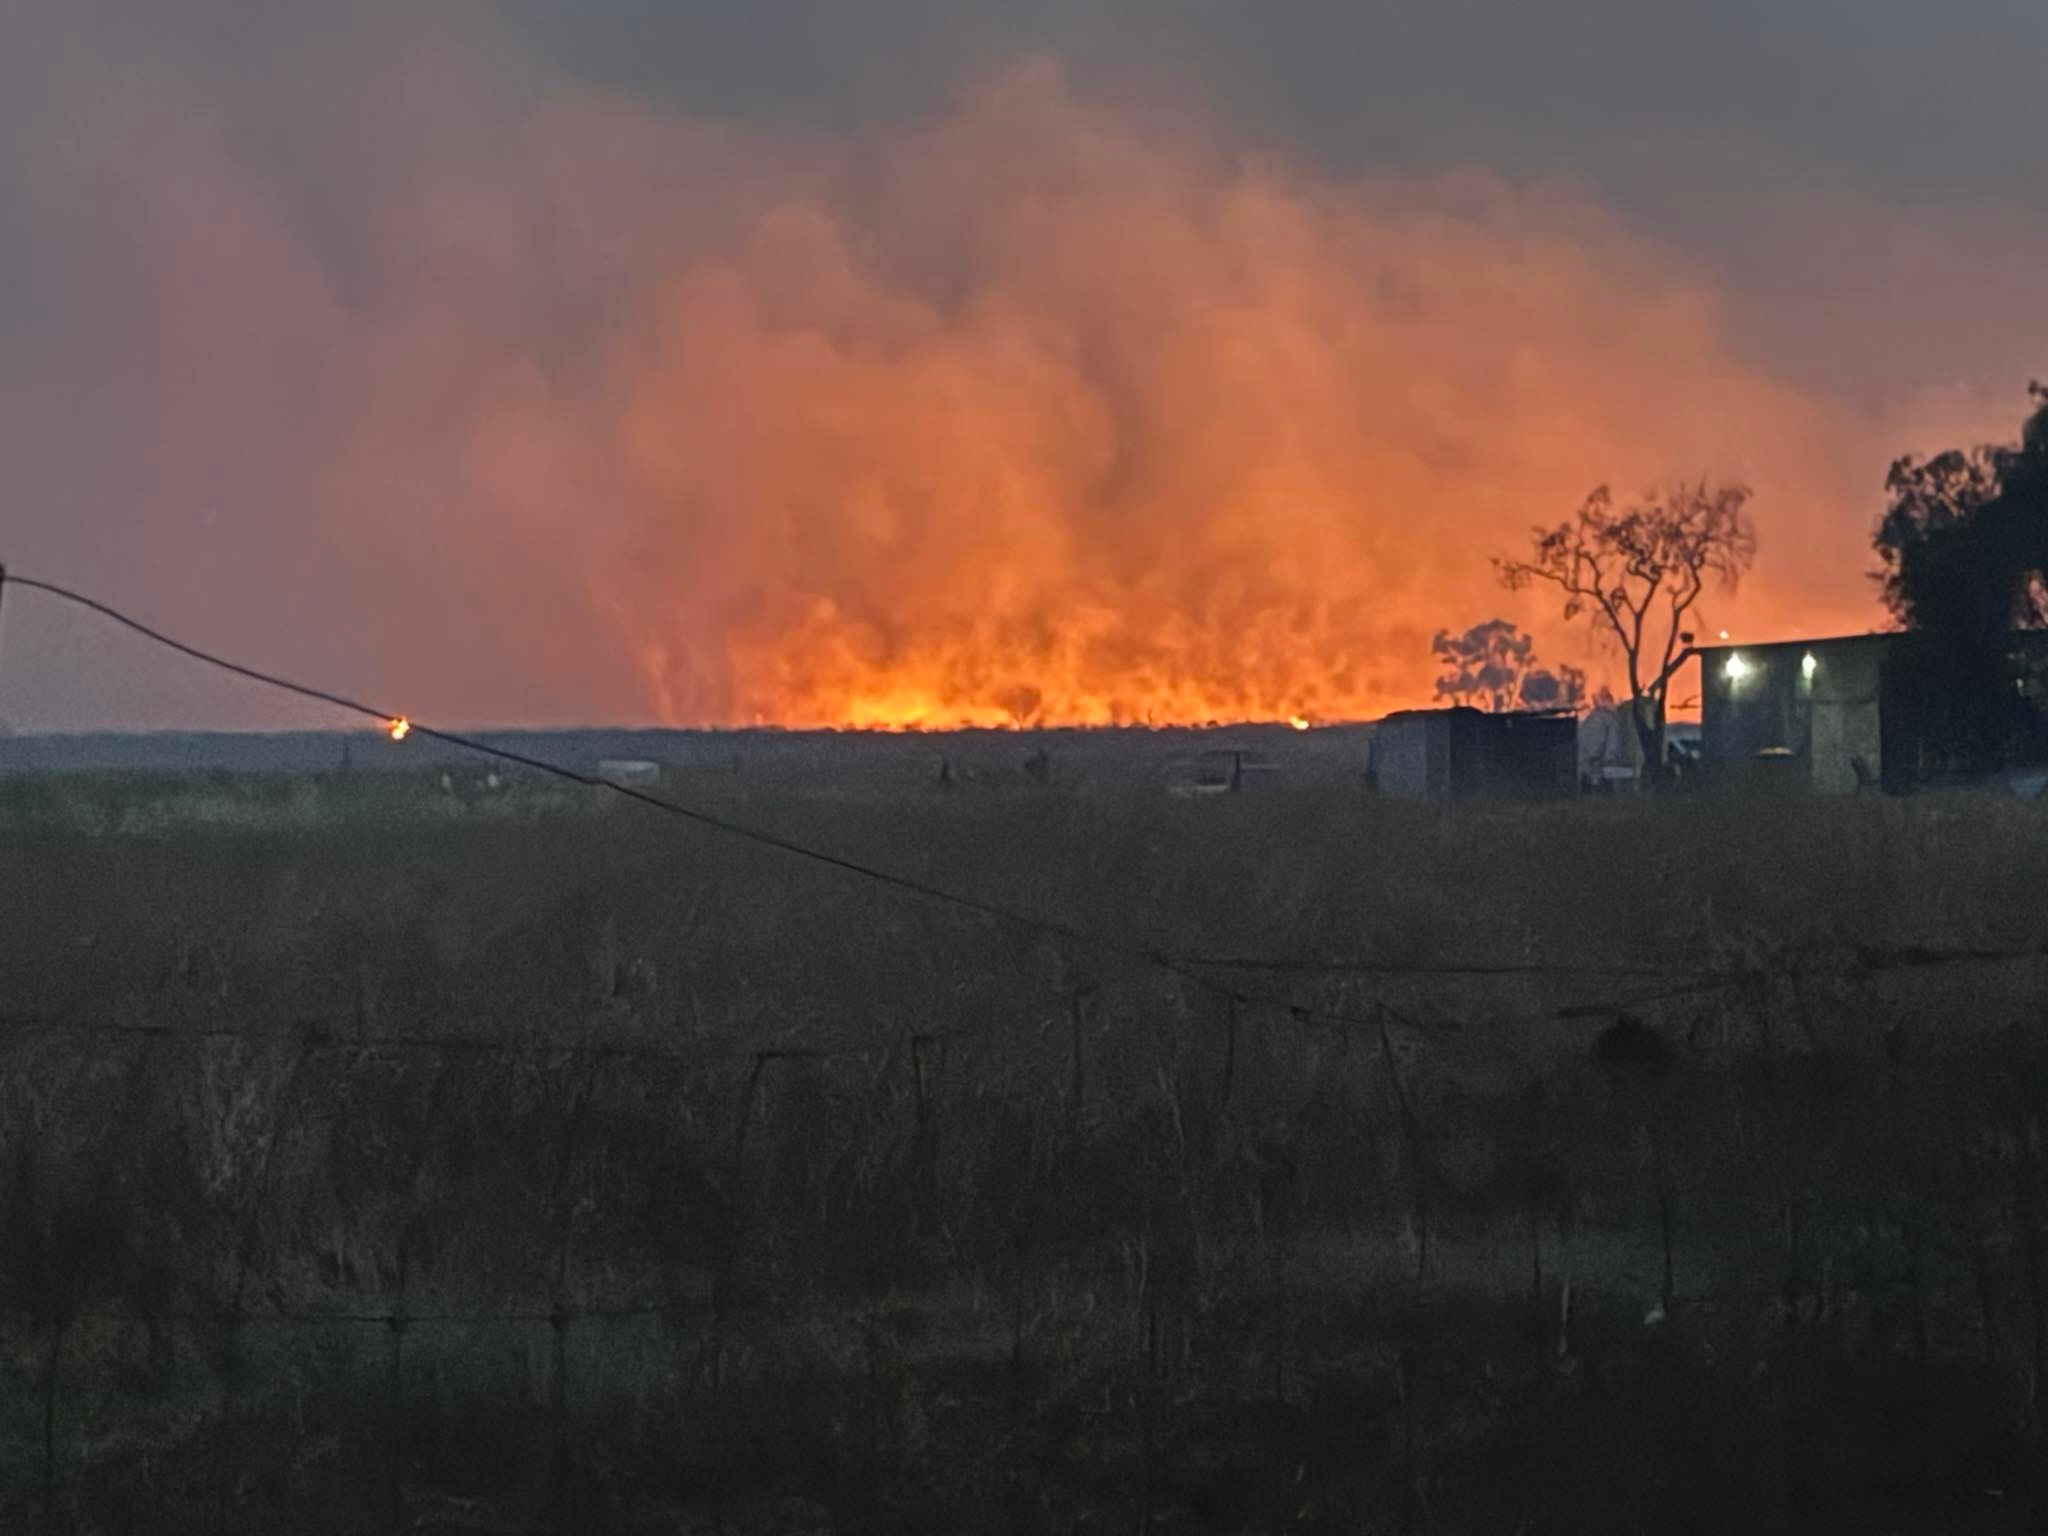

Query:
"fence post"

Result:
[[384, 1312, 407, 1535], [217, 1046, 313, 1536], [1219, 996, 1238, 1122], [41, 1313, 67, 1530], [1067, 988, 1093, 1133], [543, 1054, 603, 1523], [1377, 1012, 1432, 1288]]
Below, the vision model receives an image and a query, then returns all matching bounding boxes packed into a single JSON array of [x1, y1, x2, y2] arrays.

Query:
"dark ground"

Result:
[[4, 765, 2047, 1532]]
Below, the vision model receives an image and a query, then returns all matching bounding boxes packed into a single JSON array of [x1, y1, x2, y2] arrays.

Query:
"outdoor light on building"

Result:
[[1801, 652, 1817, 681], [1723, 653, 1748, 681]]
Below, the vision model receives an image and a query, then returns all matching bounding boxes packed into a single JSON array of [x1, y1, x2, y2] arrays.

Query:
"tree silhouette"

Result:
[[1431, 619, 1586, 713], [1519, 662, 1589, 712], [1872, 385, 2048, 773], [1498, 481, 1755, 781], [1875, 385, 2048, 634]]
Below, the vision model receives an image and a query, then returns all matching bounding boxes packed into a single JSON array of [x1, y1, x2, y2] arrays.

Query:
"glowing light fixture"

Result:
[[1723, 653, 1748, 681], [1718, 629, 1731, 641], [1801, 653, 1817, 681]]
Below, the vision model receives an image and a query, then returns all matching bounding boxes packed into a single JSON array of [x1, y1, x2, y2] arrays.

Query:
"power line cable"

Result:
[[0, 570, 1798, 1037], [0, 569, 1438, 1036], [1, 572, 1150, 943]]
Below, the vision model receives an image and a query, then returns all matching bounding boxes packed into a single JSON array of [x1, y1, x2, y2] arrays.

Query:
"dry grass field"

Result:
[[4, 765, 2048, 1532]]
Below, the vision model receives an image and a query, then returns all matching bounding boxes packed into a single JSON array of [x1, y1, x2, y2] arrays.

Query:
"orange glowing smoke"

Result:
[[4, 20, 2003, 735], [605, 67, 1876, 730]]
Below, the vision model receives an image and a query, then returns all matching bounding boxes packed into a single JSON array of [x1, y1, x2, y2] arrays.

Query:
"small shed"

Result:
[[1369, 707, 1577, 801], [1696, 633, 1893, 794]]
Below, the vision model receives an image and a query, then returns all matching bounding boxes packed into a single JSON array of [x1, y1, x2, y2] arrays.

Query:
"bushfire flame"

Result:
[[0, 29, 1915, 734], [386, 716, 411, 742], [608, 69, 1870, 730]]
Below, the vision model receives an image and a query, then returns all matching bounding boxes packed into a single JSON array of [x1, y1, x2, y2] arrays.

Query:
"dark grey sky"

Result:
[[500, 0, 2048, 381], [2, 0, 2043, 729], [510, 0, 2045, 201]]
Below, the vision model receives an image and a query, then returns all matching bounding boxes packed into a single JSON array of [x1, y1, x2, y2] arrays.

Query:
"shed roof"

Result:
[[1380, 704, 1579, 723], [1693, 631, 1898, 659], [1696, 629, 2048, 661]]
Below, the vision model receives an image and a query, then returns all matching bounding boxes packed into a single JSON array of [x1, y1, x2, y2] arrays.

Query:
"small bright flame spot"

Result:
[[1289, 715, 1311, 731], [386, 716, 411, 741], [1801, 653, 1817, 681], [1723, 654, 1748, 681]]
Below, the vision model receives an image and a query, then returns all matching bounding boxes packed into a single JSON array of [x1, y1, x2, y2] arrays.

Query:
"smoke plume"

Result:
[[0, 5, 2026, 729]]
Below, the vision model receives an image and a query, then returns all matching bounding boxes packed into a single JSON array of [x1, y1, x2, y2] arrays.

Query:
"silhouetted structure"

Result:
[[1368, 707, 1578, 801], [1697, 630, 2048, 793]]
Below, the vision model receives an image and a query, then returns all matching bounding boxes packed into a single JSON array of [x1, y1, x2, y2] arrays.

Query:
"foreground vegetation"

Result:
[[4, 778, 2048, 1532]]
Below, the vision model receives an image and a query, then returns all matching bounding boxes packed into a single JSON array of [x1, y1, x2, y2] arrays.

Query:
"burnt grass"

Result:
[[4, 771, 2048, 1532]]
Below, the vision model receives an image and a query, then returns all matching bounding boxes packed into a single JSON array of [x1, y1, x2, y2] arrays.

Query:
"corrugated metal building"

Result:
[[1369, 707, 1578, 801], [1696, 630, 2048, 794], [1695, 633, 1891, 794]]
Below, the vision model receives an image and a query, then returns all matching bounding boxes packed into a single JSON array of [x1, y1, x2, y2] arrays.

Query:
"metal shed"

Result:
[[1369, 707, 1578, 801], [1696, 630, 2048, 794]]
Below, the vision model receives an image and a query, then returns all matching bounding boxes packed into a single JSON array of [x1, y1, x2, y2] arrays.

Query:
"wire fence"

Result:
[[5, 570, 2048, 1529], [6, 906, 2047, 1530]]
